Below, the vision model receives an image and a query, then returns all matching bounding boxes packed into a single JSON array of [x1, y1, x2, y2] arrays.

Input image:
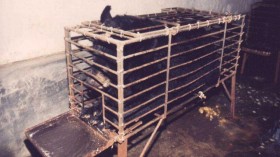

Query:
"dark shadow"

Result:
[[24, 139, 42, 157], [96, 146, 116, 157]]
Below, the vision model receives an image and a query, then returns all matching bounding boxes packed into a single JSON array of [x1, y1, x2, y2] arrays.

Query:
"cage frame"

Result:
[[64, 7, 245, 157]]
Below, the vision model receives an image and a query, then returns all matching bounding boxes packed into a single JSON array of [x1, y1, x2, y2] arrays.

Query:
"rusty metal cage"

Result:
[[62, 7, 245, 156]]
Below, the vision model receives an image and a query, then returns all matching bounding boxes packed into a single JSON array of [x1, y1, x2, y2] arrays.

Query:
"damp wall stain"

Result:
[[0, 53, 69, 157]]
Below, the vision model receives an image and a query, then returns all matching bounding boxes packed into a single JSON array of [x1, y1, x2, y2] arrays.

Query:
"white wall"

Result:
[[0, 0, 260, 65]]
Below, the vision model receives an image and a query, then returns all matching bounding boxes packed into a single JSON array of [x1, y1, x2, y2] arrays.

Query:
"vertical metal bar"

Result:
[[240, 52, 248, 74], [230, 17, 245, 118], [81, 82, 84, 107], [164, 33, 172, 117], [217, 22, 228, 86], [245, 8, 251, 42], [64, 28, 75, 109], [274, 52, 280, 84], [231, 74, 236, 118], [221, 82, 231, 100], [139, 118, 164, 157], [116, 43, 125, 140], [118, 139, 128, 157], [234, 16, 245, 73], [102, 94, 106, 125]]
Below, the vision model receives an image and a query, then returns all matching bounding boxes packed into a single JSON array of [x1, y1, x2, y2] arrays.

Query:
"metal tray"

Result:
[[25, 111, 115, 157]]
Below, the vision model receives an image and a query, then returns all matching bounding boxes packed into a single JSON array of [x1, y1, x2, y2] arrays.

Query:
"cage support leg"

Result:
[[222, 81, 231, 100], [118, 139, 128, 157], [64, 28, 75, 109], [230, 75, 236, 118], [240, 52, 248, 75], [221, 74, 237, 118], [140, 118, 164, 157], [274, 52, 280, 84]]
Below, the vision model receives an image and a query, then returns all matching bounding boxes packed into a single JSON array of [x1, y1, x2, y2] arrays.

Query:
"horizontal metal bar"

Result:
[[124, 81, 166, 101], [124, 104, 164, 126], [171, 34, 241, 60], [224, 40, 241, 49], [171, 38, 223, 58], [221, 64, 236, 75], [170, 47, 221, 70], [70, 96, 97, 107], [66, 26, 121, 45], [178, 15, 245, 32], [105, 118, 119, 129], [169, 57, 220, 82], [69, 63, 117, 89], [122, 29, 171, 45], [124, 69, 167, 88], [242, 47, 271, 56], [125, 116, 162, 139], [124, 121, 143, 134], [123, 57, 167, 74], [222, 49, 239, 58], [219, 72, 235, 83], [71, 36, 89, 42], [83, 98, 99, 106], [81, 21, 137, 38], [104, 105, 119, 116], [69, 97, 82, 105], [70, 75, 119, 102], [227, 25, 243, 32], [69, 96, 98, 105], [69, 51, 118, 75], [65, 38, 117, 60], [168, 66, 219, 94], [170, 29, 224, 47], [167, 84, 213, 115], [224, 33, 242, 41], [128, 24, 165, 32], [124, 93, 165, 115], [124, 45, 168, 59], [222, 56, 239, 66], [168, 83, 205, 104], [70, 86, 83, 95]]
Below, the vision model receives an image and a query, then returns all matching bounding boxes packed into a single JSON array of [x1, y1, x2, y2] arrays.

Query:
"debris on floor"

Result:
[[198, 106, 220, 121]]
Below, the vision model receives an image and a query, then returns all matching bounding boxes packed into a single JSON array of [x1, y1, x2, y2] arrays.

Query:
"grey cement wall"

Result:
[[0, 0, 260, 65], [0, 54, 68, 157]]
